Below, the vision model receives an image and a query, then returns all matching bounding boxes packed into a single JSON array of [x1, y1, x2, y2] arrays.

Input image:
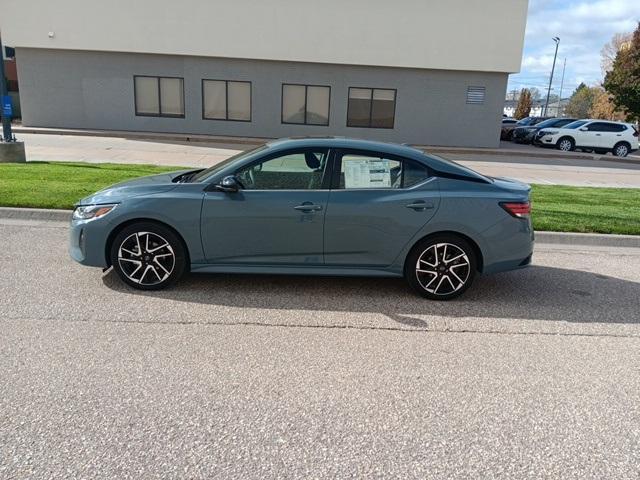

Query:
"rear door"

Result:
[[323, 149, 440, 267]]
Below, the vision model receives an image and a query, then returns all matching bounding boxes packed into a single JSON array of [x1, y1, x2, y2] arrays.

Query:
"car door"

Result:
[[584, 122, 612, 148], [323, 149, 440, 267], [200, 148, 331, 265]]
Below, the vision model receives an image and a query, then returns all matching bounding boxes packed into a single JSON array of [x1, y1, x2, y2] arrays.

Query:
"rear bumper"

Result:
[[480, 217, 534, 275]]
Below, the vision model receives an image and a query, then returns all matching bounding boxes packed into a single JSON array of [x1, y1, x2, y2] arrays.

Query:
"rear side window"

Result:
[[338, 152, 430, 189]]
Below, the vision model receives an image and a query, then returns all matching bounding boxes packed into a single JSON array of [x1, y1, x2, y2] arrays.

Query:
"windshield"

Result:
[[190, 144, 268, 182], [534, 118, 562, 129], [562, 120, 589, 130]]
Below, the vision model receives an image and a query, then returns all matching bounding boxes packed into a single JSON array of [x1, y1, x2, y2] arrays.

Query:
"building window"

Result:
[[202, 79, 251, 122], [466, 86, 486, 105], [281, 84, 330, 126], [347, 88, 396, 129], [134, 76, 185, 118]]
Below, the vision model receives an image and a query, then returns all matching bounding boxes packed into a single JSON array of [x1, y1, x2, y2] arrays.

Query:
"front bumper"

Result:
[[69, 218, 110, 268]]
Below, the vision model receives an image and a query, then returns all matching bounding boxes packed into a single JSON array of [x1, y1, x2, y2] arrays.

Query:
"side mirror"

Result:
[[214, 175, 240, 193]]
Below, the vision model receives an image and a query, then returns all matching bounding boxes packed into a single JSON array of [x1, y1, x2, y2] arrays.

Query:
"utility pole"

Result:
[[544, 37, 560, 117], [557, 58, 566, 117], [0, 33, 14, 142]]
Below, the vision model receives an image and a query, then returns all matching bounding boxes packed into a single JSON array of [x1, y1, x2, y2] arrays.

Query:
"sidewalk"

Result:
[[10, 128, 640, 188], [15, 125, 640, 162]]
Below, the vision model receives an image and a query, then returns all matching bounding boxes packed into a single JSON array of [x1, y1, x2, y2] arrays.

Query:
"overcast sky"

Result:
[[507, 0, 640, 99]]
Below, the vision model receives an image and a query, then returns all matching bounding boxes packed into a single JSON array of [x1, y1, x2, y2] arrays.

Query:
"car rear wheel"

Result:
[[557, 137, 575, 152], [613, 142, 631, 158], [405, 235, 477, 301], [110, 222, 187, 290]]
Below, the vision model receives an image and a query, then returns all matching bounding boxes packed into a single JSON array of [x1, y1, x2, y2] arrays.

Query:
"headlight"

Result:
[[73, 204, 117, 221], [541, 130, 559, 136]]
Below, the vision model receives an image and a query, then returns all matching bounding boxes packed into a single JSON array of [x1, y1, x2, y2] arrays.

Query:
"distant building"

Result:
[[503, 99, 569, 118], [2, 0, 528, 147]]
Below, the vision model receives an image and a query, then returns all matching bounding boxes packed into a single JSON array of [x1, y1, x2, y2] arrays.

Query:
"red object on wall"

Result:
[[3, 59, 18, 91]]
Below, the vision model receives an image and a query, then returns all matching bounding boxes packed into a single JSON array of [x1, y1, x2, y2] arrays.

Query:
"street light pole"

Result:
[[544, 37, 560, 117], [0, 33, 14, 142], [557, 58, 566, 117]]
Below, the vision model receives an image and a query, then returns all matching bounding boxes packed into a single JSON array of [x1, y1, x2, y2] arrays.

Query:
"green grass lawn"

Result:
[[1, 162, 639, 235], [0, 162, 179, 209]]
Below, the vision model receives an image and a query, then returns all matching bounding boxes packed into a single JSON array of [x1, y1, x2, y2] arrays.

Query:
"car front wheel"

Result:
[[110, 222, 187, 290], [557, 137, 575, 152], [405, 235, 477, 301]]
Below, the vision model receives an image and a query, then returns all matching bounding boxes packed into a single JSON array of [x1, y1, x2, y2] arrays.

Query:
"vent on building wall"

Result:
[[466, 86, 486, 105]]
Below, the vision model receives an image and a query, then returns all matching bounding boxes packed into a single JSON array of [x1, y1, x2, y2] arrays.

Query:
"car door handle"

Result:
[[294, 203, 322, 212], [406, 201, 434, 211], [595, 134, 601, 136]]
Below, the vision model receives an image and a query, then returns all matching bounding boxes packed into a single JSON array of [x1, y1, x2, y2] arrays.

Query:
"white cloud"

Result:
[[508, 0, 640, 97]]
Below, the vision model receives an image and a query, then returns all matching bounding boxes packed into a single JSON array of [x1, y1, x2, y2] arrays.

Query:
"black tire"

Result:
[[405, 234, 478, 301], [556, 137, 575, 152], [110, 222, 187, 290], [613, 142, 631, 158]]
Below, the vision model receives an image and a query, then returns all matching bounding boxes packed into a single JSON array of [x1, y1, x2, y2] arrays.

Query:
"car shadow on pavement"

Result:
[[102, 265, 640, 327]]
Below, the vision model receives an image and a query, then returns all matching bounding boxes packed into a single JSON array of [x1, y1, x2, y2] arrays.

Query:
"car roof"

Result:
[[265, 137, 426, 159]]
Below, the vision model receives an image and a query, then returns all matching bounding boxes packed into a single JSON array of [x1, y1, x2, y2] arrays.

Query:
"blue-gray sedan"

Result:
[[69, 138, 533, 300]]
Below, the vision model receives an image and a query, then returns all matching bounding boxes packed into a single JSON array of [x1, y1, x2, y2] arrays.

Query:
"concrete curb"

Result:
[[1, 207, 638, 248], [0, 207, 72, 222], [535, 231, 640, 248]]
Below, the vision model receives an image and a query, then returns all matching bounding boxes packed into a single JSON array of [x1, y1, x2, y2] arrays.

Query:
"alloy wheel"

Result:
[[415, 243, 471, 296], [117, 231, 175, 286], [558, 139, 572, 151], [615, 144, 629, 157]]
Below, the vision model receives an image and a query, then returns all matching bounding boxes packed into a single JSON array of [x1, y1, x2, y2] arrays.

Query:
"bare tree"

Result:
[[601, 32, 633, 74]]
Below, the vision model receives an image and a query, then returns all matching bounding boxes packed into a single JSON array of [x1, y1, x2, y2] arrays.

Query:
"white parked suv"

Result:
[[535, 119, 639, 157]]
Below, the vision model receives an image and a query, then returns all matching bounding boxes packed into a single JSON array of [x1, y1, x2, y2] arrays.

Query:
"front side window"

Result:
[[236, 149, 329, 190], [586, 122, 612, 132], [338, 152, 429, 189], [281, 84, 330, 126], [347, 88, 396, 129], [134, 76, 184, 118], [203, 80, 251, 121]]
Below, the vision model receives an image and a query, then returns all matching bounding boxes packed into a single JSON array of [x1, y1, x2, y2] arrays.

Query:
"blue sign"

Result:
[[2, 96, 12, 117]]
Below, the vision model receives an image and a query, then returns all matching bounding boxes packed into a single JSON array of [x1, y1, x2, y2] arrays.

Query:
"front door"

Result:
[[324, 149, 440, 267], [201, 148, 331, 265]]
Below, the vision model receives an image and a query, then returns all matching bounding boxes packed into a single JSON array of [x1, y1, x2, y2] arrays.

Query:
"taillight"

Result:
[[633, 126, 639, 137], [500, 201, 531, 218]]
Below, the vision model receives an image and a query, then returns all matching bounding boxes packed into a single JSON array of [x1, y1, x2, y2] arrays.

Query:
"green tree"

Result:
[[604, 22, 640, 122], [514, 88, 532, 119], [564, 83, 598, 118]]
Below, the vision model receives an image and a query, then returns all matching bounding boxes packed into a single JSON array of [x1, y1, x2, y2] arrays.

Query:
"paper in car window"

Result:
[[343, 158, 391, 189]]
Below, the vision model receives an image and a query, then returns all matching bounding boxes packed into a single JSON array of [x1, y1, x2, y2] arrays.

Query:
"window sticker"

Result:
[[343, 158, 391, 189]]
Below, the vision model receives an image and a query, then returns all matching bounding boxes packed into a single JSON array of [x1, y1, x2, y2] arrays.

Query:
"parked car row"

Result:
[[502, 117, 639, 157]]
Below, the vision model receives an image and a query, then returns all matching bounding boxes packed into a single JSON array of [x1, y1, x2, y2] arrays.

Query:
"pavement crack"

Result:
[[4, 316, 640, 340]]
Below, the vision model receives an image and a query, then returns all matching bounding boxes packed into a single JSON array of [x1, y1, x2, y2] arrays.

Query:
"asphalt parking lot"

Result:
[[1, 219, 640, 479]]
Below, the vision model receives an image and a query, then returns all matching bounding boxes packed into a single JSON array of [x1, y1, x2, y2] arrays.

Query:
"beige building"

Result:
[[1, 0, 529, 147]]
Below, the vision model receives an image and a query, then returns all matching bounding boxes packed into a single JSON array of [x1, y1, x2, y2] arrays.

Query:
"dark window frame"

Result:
[[330, 148, 431, 190], [346, 87, 397, 129], [281, 83, 331, 126], [201, 79, 252, 122], [133, 75, 185, 119]]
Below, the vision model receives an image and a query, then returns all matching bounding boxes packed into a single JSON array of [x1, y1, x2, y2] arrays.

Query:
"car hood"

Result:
[[78, 169, 194, 205]]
